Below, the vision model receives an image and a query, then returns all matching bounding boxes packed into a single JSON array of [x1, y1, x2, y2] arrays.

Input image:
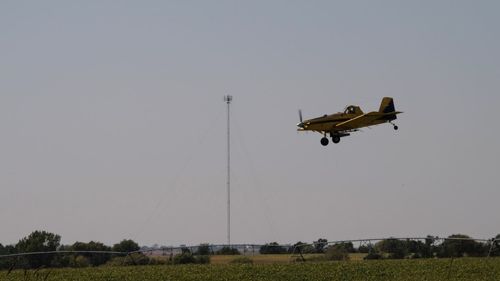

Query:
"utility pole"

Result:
[[224, 95, 232, 246]]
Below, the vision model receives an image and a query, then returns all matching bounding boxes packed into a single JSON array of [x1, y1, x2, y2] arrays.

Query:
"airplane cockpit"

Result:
[[344, 106, 360, 114]]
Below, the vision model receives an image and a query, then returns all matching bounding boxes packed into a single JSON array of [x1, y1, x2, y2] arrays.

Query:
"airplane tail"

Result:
[[379, 97, 397, 120]]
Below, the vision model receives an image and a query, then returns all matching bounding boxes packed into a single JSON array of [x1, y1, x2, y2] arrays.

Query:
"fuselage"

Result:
[[298, 105, 400, 133], [297, 98, 402, 145], [300, 112, 360, 132]]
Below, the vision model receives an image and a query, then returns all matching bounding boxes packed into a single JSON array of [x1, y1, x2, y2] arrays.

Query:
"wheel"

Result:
[[393, 125, 399, 130], [320, 137, 329, 146], [332, 136, 340, 144]]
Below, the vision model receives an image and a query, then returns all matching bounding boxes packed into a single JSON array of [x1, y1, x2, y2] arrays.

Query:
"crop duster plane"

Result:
[[297, 97, 402, 146]]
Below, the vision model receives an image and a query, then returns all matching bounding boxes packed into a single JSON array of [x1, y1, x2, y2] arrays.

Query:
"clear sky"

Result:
[[1, 1, 499, 246]]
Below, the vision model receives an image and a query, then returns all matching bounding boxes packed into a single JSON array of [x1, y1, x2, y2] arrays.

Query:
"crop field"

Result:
[[2, 258, 499, 281]]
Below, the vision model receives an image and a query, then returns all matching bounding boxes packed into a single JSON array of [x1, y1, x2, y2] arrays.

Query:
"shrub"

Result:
[[106, 253, 151, 266], [195, 255, 210, 264], [173, 253, 196, 264], [230, 256, 253, 264], [325, 246, 349, 261], [358, 245, 371, 254], [216, 247, 240, 255], [364, 249, 383, 260], [303, 255, 326, 262], [70, 255, 90, 268], [172, 253, 210, 264]]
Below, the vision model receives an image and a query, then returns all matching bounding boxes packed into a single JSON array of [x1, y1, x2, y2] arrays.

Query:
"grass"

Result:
[[210, 253, 366, 264], [211, 254, 296, 264]]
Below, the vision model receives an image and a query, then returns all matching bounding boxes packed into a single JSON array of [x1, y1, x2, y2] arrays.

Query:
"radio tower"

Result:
[[224, 95, 232, 246]]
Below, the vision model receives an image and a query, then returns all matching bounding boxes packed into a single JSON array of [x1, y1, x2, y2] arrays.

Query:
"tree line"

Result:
[[0, 231, 235, 269], [260, 234, 500, 260], [0, 230, 145, 269], [1, 231, 499, 269]]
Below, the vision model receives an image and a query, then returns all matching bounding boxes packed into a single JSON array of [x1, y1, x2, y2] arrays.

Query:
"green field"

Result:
[[2, 258, 500, 281]]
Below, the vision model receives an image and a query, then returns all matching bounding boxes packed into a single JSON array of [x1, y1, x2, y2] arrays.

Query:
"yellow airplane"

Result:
[[297, 97, 402, 146]]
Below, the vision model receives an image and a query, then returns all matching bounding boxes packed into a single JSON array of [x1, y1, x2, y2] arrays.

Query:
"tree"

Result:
[[404, 240, 422, 258], [16, 230, 61, 268], [70, 241, 112, 266], [313, 238, 328, 253], [0, 243, 16, 269], [196, 244, 211, 255], [422, 235, 436, 258], [491, 234, 500, 257], [216, 246, 240, 255], [112, 239, 140, 253], [330, 242, 355, 253], [358, 244, 372, 254], [437, 234, 487, 258], [292, 241, 314, 254], [364, 247, 383, 260], [375, 238, 407, 259], [259, 242, 287, 254], [181, 247, 191, 254]]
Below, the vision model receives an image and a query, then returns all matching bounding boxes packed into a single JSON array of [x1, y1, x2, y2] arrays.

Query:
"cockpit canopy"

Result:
[[344, 105, 363, 115]]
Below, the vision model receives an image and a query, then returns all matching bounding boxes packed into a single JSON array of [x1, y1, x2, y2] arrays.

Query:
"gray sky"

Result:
[[1, 1, 499, 246]]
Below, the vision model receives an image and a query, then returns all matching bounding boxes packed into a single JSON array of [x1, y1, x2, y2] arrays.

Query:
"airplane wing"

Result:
[[334, 113, 381, 131]]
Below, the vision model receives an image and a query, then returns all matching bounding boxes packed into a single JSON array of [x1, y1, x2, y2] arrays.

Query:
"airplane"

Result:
[[297, 97, 402, 146]]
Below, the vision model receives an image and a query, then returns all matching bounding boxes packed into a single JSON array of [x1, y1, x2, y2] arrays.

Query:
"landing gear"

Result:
[[321, 132, 348, 146], [320, 137, 329, 146], [389, 121, 399, 131]]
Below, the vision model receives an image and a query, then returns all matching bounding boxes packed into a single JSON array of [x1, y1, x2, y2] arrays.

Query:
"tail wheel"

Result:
[[320, 137, 329, 146], [393, 125, 399, 130], [332, 136, 340, 144]]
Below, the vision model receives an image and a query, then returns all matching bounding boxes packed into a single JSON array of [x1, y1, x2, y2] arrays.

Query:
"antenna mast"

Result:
[[224, 95, 232, 246]]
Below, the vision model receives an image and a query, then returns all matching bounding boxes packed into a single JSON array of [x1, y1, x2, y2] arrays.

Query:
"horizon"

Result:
[[1, 1, 499, 246]]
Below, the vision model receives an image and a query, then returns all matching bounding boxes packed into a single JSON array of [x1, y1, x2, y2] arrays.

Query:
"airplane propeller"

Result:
[[297, 109, 305, 129]]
